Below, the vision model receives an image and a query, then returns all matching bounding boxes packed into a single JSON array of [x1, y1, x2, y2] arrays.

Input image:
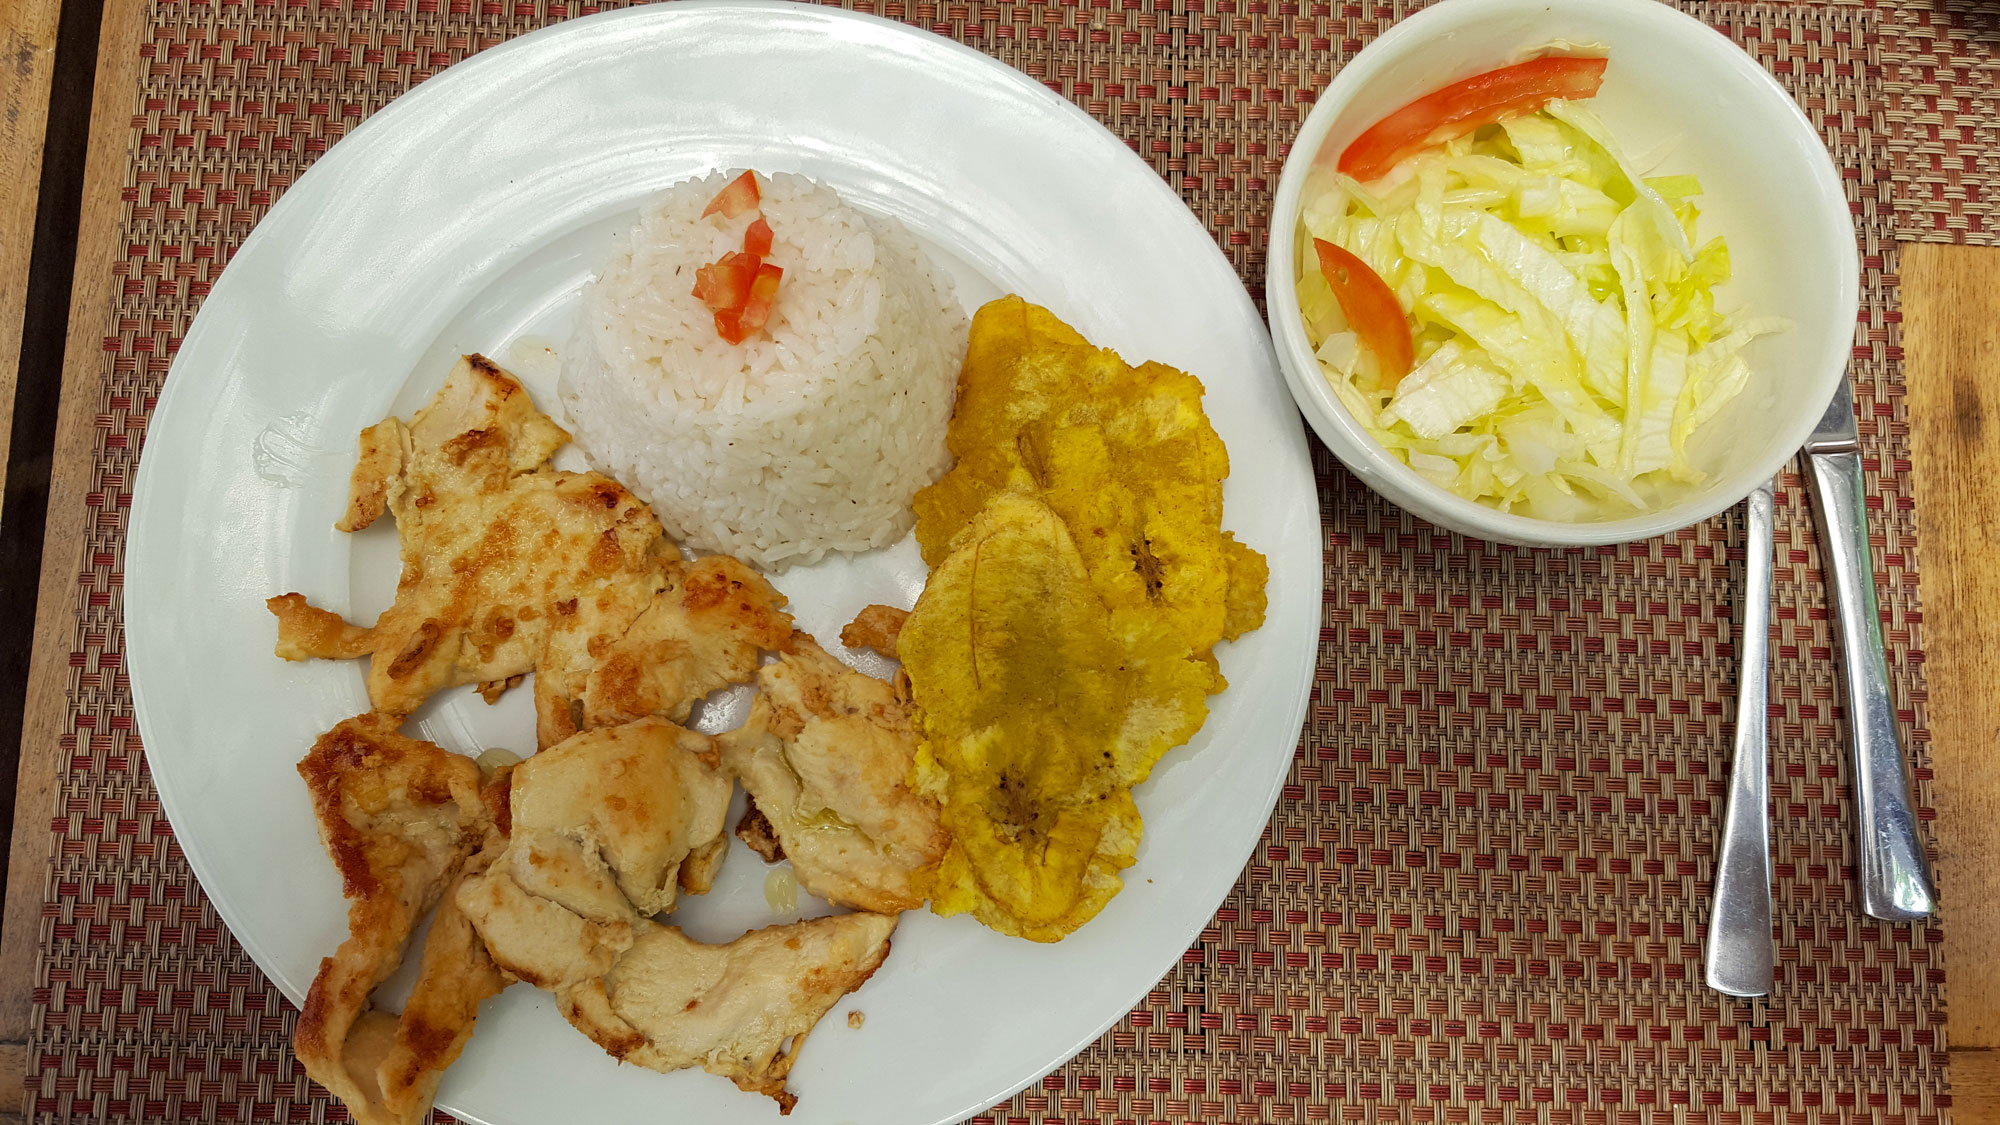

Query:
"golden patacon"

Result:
[[900, 493, 1147, 940], [901, 297, 1268, 941], [913, 297, 1267, 651]]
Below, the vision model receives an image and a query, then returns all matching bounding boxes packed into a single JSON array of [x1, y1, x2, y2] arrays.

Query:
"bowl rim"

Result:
[[1264, 0, 1859, 548]]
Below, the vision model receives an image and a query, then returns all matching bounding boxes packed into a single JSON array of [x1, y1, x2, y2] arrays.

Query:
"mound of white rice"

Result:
[[559, 170, 967, 571]]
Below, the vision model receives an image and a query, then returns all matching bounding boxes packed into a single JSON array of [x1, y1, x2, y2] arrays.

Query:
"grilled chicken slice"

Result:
[[719, 632, 945, 914], [270, 354, 799, 749], [354, 844, 508, 1123], [292, 714, 494, 1125], [838, 604, 908, 660], [560, 913, 896, 1114], [268, 355, 677, 742], [357, 768, 517, 1122], [456, 852, 634, 991], [544, 555, 794, 745], [458, 719, 733, 989], [509, 718, 733, 918]]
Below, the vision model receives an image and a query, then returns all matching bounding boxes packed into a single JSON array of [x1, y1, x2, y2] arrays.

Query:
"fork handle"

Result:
[[1707, 479, 1775, 996], [1804, 450, 1939, 921]]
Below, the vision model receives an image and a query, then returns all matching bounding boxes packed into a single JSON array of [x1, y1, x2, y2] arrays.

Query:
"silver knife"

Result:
[[1802, 378, 1939, 921]]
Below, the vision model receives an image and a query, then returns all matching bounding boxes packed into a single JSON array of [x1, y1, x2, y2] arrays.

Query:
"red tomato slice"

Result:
[[1337, 56, 1608, 183], [738, 263, 784, 335], [692, 258, 747, 311], [714, 308, 747, 344], [1313, 239, 1413, 385], [744, 218, 774, 257], [702, 170, 762, 219], [692, 251, 761, 312]]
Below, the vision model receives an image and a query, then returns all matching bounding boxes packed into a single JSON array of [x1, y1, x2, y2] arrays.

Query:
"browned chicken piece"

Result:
[[838, 604, 908, 660], [548, 555, 795, 744], [365, 763, 515, 1120], [403, 719, 886, 1115], [270, 355, 801, 749], [337, 419, 408, 534], [719, 632, 945, 915], [560, 913, 897, 1114], [456, 853, 634, 991], [734, 802, 783, 862], [270, 596, 378, 662], [268, 355, 678, 743], [292, 714, 495, 1125], [509, 718, 733, 917], [357, 842, 509, 1123], [458, 719, 733, 989]]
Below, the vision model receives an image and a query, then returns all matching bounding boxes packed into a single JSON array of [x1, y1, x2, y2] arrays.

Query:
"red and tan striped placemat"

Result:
[[26, 0, 1948, 1121], [1884, 0, 2000, 245]]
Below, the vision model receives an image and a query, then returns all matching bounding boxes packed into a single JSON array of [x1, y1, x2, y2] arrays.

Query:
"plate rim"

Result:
[[124, 4, 1325, 1122]]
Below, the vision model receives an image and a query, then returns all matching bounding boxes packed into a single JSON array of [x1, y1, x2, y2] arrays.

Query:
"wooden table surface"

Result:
[[1, 1, 1996, 1121]]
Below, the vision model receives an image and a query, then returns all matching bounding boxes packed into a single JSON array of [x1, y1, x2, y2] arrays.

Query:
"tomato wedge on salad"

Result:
[[1337, 55, 1608, 183], [1312, 239, 1413, 385]]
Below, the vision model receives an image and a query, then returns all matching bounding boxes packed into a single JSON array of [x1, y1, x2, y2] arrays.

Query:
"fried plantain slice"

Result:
[[902, 298, 1271, 942], [903, 493, 1163, 940], [1221, 532, 1270, 644], [911, 296, 1262, 678]]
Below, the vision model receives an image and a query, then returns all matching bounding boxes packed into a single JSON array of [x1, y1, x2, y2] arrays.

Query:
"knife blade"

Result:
[[1802, 377, 1938, 921]]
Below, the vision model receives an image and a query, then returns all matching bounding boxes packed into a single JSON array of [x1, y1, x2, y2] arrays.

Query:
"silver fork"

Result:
[[1707, 478, 1776, 997]]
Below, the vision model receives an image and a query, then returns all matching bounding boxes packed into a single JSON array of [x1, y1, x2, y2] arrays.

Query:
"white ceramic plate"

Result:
[[124, 4, 1322, 1124]]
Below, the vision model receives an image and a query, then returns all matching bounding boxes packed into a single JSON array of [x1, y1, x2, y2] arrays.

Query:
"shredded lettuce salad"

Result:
[[1298, 99, 1787, 520]]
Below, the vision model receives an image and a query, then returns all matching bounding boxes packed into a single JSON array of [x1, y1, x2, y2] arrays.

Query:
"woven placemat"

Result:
[[1884, 0, 2000, 244], [25, 0, 1947, 1121]]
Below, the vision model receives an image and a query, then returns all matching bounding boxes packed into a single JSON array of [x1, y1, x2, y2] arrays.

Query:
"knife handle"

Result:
[[1706, 478, 1775, 996], [1804, 450, 1939, 921]]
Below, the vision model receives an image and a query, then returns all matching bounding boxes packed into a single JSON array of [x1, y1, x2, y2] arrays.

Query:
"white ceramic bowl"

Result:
[[1265, 0, 1857, 546]]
